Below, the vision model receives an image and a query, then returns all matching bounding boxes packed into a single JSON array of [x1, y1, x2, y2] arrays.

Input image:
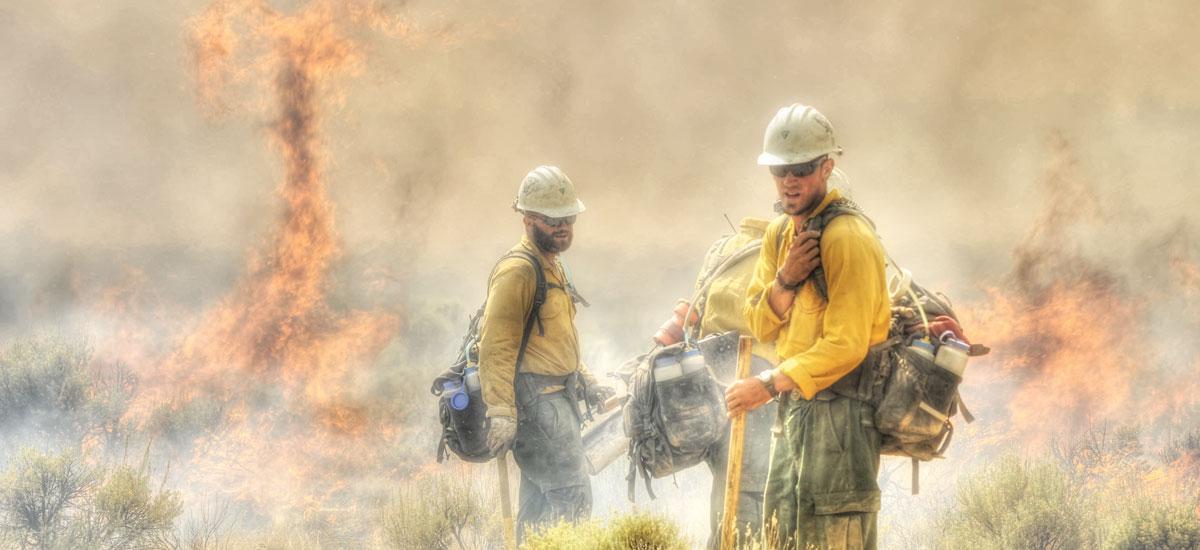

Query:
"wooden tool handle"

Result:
[[498, 452, 516, 550], [721, 336, 753, 550]]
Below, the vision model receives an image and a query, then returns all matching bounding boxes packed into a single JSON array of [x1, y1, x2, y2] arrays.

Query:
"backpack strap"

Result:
[[801, 198, 876, 301], [500, 250, 547, 374]]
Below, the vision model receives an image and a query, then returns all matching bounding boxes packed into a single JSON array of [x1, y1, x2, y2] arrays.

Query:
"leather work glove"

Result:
[[652, 300, 699, 346], [486, 415, 517, 455], [778, 230, 821, 289], [585, 382, 618, 411]]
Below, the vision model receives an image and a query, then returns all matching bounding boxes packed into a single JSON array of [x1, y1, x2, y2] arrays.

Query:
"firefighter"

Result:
[[725, 104, 892, 550], [479, 165, 613, 542], [653, 215, 799, 547]]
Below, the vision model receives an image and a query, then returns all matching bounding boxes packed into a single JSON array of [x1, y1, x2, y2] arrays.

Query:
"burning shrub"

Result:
[[146, 397, 225, 449], [521, 512, 689, 550], [1105, 500, 1200, 550], [935, 455, 1094, 550]]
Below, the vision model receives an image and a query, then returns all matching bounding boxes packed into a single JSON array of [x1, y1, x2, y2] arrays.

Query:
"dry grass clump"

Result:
[[522, 512, 689, 550], [378, 469, 499, 549]]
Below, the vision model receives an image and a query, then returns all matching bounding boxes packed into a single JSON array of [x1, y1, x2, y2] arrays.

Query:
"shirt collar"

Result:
[[810, 188, 843, 218]]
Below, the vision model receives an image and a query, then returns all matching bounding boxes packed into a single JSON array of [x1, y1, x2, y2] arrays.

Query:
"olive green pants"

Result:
[[763, 392, 881, 550], [512, 386, 591, 544]]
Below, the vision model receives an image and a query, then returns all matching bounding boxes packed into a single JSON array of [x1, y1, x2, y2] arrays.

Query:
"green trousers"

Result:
[[763, 392, 882, 550], [512, 383, 591, 544]]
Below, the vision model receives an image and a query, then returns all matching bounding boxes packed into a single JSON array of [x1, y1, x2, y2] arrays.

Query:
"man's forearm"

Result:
[[767, 280, 795, 319]]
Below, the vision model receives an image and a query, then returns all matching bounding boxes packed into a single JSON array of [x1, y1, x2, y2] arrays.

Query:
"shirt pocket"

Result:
[[538, 287, 572, 321], [795, 281, 827, 314]]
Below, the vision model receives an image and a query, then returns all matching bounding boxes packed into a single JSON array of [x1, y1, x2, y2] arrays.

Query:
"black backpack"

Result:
[[432, 250, 547, 463]]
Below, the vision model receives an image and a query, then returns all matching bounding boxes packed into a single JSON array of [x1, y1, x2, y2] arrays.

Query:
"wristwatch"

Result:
[[756, 369, 780, 398], [775, 270, 802, 291]]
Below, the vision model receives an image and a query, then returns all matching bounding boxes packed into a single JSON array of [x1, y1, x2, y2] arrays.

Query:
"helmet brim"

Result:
[[524, 199, 586, 219], [757, 147, 844, 167]]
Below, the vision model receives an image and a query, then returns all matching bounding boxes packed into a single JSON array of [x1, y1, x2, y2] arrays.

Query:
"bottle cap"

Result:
[[448, 391, 470, 410], [911, 340, 935, 353]]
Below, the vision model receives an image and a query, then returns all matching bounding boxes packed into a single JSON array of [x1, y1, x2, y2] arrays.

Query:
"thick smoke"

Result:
[[2, 0, 1200, 544]]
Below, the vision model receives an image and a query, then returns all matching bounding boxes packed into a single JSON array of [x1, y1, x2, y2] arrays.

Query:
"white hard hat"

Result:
[[514, 165, 586, 218], [757, 104, 843, 166]]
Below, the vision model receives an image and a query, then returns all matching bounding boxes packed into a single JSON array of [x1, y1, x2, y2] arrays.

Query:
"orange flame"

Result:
[[961, 135, 1200, 450], [110, 0, 412, 516]]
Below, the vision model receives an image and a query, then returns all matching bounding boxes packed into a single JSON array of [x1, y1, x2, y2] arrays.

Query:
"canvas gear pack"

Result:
[[621, 332, 735, 500], [792, 197, 988, 492], [432, 250, 550, 464]]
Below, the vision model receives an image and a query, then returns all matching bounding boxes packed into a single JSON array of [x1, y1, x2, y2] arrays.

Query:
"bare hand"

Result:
[[725, 370, 798, 416], [779, 230, 821, 288]]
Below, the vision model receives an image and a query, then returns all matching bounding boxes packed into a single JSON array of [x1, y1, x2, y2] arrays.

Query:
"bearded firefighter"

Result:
[[478, 165, 614, 542]]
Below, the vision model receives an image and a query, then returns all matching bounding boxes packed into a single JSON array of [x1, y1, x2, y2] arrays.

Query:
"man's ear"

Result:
[[821, 157, 836, 178]]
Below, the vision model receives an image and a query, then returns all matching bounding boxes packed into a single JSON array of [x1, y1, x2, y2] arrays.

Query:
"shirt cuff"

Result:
[[778, 357, 818, 400]]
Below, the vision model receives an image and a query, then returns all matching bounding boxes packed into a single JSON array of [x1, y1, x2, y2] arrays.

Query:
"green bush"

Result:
[[0, 448, 181, 550], [1106, 501, 1200, 550], [379, 470, 497, 549], [522, 512, 689, 550], [0, 335, 134, 447], [0, 448, 96, 550], [0, 337, 91, 433], [70, 464, 182, 549], [935, 455, 1093, 550]]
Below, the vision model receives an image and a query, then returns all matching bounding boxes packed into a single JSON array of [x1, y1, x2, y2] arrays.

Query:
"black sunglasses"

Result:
[[529, 212, 577, 227], [769, 156, 826, 178]]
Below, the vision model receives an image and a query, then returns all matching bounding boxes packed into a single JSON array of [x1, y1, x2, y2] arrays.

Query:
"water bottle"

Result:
[[934, 338, 969, 377], [680, 349, 706, 376], [463, 366, 481, 393], [442, 379, 469, 410], [654, 354, 683, 382]]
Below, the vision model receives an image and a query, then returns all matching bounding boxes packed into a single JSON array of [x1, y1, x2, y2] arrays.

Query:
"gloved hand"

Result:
[[585, 382, 617, 410], [653, 300, 699, 346], [486, 415, 517, 455]]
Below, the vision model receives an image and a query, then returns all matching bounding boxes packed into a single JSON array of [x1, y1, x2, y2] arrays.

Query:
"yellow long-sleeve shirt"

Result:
[[743, 189, 891, 399], [478, 236, 584, 419], [693, 217, 778, 364]]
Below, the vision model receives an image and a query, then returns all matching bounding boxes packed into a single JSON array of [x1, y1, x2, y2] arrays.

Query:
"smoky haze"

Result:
[[2, 0, 1200, 545]]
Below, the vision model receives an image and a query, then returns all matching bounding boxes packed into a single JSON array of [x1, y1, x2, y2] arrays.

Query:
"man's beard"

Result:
[[532, 224, 571, 253], [782, 190, 825, 217]]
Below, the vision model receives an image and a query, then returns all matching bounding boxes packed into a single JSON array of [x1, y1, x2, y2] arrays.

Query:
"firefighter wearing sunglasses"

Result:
[[478, 165, 614, 543], [725, 104, 892, 550]]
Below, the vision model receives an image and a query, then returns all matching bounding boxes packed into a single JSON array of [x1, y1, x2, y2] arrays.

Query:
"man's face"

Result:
[[772, 157, 833, 217], [525, 213, 575, 254]]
